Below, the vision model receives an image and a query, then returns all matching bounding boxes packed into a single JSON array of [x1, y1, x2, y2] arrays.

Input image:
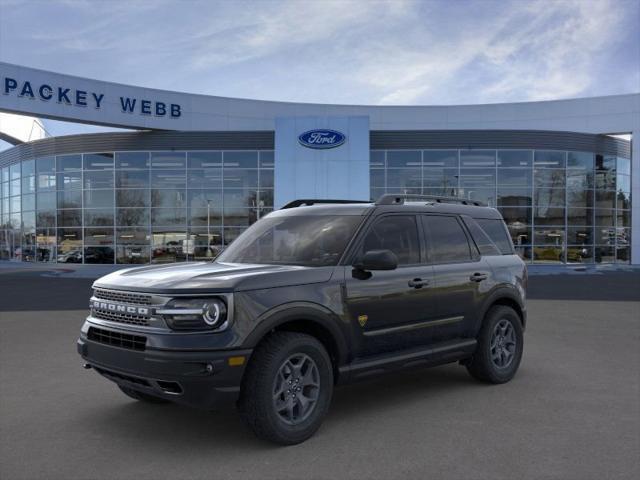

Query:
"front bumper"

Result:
[[77, 332, 252, 410]]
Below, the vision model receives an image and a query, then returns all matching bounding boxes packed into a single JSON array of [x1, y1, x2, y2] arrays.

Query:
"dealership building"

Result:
[[0, 62, 638, 265]]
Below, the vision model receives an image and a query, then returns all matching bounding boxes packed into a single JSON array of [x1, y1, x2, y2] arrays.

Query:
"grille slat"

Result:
[[92, 288, 154, 327], [88, 327, 146, 351], [92, 310, 150, 326], [94, 289, 152, 305]]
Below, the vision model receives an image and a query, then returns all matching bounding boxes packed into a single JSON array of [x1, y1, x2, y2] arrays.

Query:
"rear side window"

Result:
[[475, 218, 514, 254], [462, 217, 502, 256], [360, 215, 420, 265], [422, 215, 472, 263]]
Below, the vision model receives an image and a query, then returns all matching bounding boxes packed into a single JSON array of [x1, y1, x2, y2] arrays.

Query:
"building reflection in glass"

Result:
[[0, 150, 274, 264], [370, 149, 631, 264], [0, 147, 631, 265]]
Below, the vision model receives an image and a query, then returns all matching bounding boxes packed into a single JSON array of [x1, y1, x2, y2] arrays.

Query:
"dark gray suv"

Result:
[[78, 194, 527, 444]]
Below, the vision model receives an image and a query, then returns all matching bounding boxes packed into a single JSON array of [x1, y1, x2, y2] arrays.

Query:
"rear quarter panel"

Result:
[[476, 254, 527, 333]]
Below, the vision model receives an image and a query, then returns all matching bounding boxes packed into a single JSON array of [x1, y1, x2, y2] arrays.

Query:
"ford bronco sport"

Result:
[[78, 194, 527, 444]]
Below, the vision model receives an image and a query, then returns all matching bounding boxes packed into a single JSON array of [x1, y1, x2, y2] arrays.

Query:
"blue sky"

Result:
[[0, 0, 638, 141]]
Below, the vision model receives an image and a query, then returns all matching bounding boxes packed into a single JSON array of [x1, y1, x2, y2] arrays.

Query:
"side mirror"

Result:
[[354, 249, 398, 271]]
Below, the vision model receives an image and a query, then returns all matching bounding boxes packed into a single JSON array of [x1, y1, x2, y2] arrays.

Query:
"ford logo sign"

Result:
[[298, 129, 346, 149]]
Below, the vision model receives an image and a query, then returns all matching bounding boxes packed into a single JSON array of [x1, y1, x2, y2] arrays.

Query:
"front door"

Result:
[[344, 214, 437, 357]]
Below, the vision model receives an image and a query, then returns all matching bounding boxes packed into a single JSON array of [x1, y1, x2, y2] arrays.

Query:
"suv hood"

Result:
[[93, 261, 335, 294]]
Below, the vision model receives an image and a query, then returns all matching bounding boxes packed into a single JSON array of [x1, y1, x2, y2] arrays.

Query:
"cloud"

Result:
[[186, 0, 411, 70], [0, 0, 637, 107], [357, 0, 632, 104], [474, 0, 627, 102]]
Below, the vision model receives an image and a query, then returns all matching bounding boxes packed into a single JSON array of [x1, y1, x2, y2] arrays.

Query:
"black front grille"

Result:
[[92, 309, 150, 326], [93, 289, 152, 305], [88, 327, 146, 351]]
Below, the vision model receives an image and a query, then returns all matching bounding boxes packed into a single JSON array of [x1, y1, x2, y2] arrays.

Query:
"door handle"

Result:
[[408, 278, 429, 289], [470, 272, 488, 282]]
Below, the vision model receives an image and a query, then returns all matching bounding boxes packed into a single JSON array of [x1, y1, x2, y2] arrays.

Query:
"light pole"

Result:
[[207, 199, 211, 258], [207, 200, 211, 239]]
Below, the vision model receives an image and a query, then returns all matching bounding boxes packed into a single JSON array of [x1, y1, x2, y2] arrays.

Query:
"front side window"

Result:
[[359, 215, 420, 265], [217, 215, 363, 267], [423, 215, 472, 263]]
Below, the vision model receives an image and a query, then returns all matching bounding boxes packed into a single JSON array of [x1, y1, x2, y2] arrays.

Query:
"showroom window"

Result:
[[0, 143, 631, 266], [0, 149, 274, 264], [369, 148, 631, 265]]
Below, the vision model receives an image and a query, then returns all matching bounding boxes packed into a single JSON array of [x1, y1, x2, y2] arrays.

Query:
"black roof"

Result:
[[376, 202, 503, 219], [274, 198, 502, 220]]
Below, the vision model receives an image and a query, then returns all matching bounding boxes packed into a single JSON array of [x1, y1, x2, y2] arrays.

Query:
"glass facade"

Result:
[[0, 150, 274, 264], [0, 147, 631, 265], [370, 149, 631, 264]]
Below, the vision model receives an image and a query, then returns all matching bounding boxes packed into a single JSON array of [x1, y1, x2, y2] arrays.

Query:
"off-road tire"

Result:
[[239, 332, 334, 445], [466, 305, 523, 384]]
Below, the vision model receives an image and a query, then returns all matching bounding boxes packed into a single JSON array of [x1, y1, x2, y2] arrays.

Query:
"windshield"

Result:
[[217, 215, 363, 267]]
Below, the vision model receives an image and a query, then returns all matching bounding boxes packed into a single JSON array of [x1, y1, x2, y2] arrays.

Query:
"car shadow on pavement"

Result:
[[329, 364, 478, 421], [75, 364, 484, 450]]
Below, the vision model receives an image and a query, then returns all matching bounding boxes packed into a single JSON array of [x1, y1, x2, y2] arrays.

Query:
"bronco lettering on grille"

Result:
[[91, 300, 149, 316]]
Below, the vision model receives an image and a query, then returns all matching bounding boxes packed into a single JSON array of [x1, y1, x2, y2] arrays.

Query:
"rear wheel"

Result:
[[118, 385, 169, 404], [239, 332, 334, 445], [466, 305, 523, 384]]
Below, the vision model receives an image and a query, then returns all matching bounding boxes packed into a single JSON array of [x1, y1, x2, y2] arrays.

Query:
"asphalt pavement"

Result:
[[0, 268, 638, 480]]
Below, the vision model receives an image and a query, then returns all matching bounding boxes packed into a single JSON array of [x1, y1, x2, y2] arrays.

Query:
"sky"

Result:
[[0, 0, 638, 142]]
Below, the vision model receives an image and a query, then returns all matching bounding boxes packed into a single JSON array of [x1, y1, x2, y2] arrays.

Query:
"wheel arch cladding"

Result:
[[243, 305, 349, 375], [486, 296, 525, 329]]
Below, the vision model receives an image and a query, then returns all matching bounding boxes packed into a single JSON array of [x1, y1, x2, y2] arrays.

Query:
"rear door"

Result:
[[421, 214, 489, 340]]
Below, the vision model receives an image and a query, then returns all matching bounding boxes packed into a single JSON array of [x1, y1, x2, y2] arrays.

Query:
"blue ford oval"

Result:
[[298, 129, 346, 149]]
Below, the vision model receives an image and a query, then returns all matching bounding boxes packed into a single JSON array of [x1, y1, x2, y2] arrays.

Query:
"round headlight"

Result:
[[160, 297, 228, 331], [203, 300, 226, 326]]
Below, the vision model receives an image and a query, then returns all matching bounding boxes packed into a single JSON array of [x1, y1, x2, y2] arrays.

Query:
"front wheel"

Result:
[[239, 332, 334, 445], [466, 306, 523, 384]]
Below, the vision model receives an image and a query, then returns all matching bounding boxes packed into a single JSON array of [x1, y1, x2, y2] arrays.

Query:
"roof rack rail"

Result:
[[375, 194, 486, 207], [281, 199, 371, 209]]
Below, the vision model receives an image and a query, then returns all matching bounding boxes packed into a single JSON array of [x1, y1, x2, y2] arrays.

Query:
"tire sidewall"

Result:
[[480, 307, 524, 383], [257, 335, 334, 443]]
